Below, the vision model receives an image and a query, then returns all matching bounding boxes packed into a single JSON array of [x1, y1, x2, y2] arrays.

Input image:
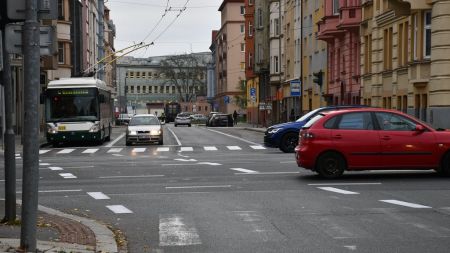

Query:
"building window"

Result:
[[240, 62, 245, 71], [172, 86, 176, 93], [136, 72, 140, 78], [274, 18, 280, 36], [166, 86, 169, 93], [424, 11, 431, 59], [248, 22, 253, 37], [383, 27, 393, 70], [333, 0, 339, 15], [240, 24, 245, 34], [130, 86, 134, 93], [248, 53, 253, 69], [148, 72, 152, 78], [274, 56, 279, 73], [249, 0, 253, 5], [257, 8, 263, 28], [137, 86, 140, 94], [241, 43, 245, 52], [160, 86, 163, 93], [129, 71, 134, 78], [143, 86, 146, 93], [240, 6, 245, 15], [142, 72, 146, 78], [398, 22, 409, 67], [149, 86, 152, 93], [58, 42, 65, 64], [58, 0, 64, 20]]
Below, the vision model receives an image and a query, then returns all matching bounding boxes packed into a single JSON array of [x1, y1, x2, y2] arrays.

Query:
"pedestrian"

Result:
[[233, 110, 238, 125], [289, 108, 295, 121]]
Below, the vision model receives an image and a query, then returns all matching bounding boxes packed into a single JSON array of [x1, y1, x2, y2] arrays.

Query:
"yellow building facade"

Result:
[[361, 0, 450, 128]]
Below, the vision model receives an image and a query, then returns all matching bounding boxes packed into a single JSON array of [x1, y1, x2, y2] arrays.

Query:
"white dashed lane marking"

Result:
[[39, 163, 51, 166], [132, 148, 146, 153], [57, 149, 75, 154], [157, 147, 170, 152], [87, 192, 110, 200], [317, 187, 359, 195], [180, 147, 193, 152], [204, 146, 218, 151], [39, 150, 51, 154], [49, 167, 63, 171], [59, 173, 77, 179], [250, 145, 266, 150], [107, 148, 123, 153], [380, 200, 432, 209], [82, 148, 99, 154], [106, 205, 133, 214], [230, 168, 258, 174], [159, 214, 202, 246], [227, 146, 242, 150]]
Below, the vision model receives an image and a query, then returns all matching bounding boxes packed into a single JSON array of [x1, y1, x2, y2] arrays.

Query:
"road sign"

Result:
[[250, 87, 256, 96], [224, 96, 230, 104], [5, 24, 56, 55], [290, 80, 301, 97]]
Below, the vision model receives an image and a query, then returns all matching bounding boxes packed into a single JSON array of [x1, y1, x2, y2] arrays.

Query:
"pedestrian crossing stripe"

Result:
[[38, 145, 268, 155]]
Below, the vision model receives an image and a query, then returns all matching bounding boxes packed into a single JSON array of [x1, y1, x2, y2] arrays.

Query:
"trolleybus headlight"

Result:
[[47, 124, 58, 134], [150, 130, 161, 135], [89, 123, 100, 133], [128, 130, 137, 135]]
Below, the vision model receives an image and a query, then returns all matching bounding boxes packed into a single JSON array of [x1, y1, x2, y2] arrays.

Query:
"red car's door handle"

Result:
[[333, 135, 342, 139], [381, 136, 391, 140]]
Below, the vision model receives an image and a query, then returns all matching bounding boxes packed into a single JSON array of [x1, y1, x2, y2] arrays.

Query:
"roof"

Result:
[[218, 0, 244, 11], [47, 77, 109, 90]]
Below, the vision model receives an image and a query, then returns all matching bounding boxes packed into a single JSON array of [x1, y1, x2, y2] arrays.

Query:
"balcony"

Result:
[[317, 16, 344, 41], [337, 4, 362, 30]]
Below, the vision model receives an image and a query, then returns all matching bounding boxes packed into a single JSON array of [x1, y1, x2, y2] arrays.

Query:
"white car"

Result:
[[174, 113, 192, 127], [126, 114, 163, 145]]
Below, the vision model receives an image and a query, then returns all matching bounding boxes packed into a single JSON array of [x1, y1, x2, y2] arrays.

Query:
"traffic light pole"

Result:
[[1, 25, 17, 223], [20, 0, 40, 251]]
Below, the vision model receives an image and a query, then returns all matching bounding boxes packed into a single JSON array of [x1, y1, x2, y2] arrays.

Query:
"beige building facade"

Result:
[[361, 0, 450, 128]]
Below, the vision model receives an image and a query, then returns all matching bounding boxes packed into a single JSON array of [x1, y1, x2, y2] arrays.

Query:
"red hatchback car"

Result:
[[295, 108, 450, 178]]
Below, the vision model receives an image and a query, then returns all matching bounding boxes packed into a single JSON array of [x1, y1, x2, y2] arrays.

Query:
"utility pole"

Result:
[[20, 0, 40, 251], [1, 26, 16, 223]]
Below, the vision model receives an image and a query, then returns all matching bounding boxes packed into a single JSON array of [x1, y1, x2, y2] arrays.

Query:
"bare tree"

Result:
[[159, 54, 207, 102]]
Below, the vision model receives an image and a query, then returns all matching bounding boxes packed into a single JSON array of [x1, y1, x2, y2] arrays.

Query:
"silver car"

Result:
[[174, 113, 192, 127], [126, 114, 163, 145]]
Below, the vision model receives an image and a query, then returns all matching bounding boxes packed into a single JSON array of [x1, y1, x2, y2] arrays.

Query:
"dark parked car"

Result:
[[264, 105, 368, 153], [295, 108, 450, 178], [208, 113, 233, 127]]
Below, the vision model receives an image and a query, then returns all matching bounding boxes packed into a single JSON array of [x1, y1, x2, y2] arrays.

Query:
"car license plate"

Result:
[[58, 125, 66, 131]]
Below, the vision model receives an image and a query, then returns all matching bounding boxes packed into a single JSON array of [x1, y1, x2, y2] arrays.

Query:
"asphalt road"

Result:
[[2, 124, 450, 252]]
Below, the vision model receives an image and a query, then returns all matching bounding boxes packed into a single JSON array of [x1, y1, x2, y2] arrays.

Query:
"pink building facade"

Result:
[[317, 0, 362, 105]]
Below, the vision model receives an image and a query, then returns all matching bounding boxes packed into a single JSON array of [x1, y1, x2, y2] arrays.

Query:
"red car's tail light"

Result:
[[301, 131, 315, 140]]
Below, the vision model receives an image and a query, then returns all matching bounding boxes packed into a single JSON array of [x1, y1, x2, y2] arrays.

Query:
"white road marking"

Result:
[[87, 192, 110, 200], [37, 189, 82, 193], [159, 214, 201, 246], [167, 127, 182, 146], [196, 162, 222, 166], [106, 205, 133, 214], [204, 146, 218, 151], [250, 145, 266, 150], [15, 157, 22, 160], [39, 163, 51, 166], [309, 183, 381, 186], [206, 128, 260, 145], [64, 165, 95, 169], [177, 153, 190, 158], [174, 158, 197, 162], [107, 148, 123, 153], [344, 245, 357, 251], [59, 173, 77, 179], [280, 161, 296, 164], [317, 187, 359, 195], [380, 200, 432, 209], [112, 154, 124, 157], [49, 167, 63, 171], [99, 175, 164, 179], [132, 148, 146, 153], [227, 146, 242, 150], [82, 148, 99, 154], [57, 149, 75, 154], [234, 172, 299, 175], [166, 185, 232, 189], [180, 147, 193, 152], [230, 168, 258, 173], [157, 147, 170, 152], [105, 133, 125, 147], [15, 154, 21, 157], [39, 150, 51, 154]]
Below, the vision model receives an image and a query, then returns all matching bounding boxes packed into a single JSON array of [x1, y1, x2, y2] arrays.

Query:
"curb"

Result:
[[16, 200, 118, 253], [242, 127, 267, 133]]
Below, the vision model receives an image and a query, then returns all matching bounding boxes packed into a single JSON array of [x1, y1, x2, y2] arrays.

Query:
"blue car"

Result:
[[264, 105, 368, 153]]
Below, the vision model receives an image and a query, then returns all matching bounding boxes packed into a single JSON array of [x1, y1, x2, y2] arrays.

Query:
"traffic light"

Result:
[[313, 70, 323, 87]]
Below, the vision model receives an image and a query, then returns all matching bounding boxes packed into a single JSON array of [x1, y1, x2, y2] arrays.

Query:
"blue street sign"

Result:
[[250, 88, 256, 97], [224, 96, 230, 104], [290, 80, 301, 97]]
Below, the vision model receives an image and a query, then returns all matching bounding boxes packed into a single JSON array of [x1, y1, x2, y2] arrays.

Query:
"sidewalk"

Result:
[[0, 133, 48, 152], [0, 200, 123, 253], [235, 122, 267, 133]]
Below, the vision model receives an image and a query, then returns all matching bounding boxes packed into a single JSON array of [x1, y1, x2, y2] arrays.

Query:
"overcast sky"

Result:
[[107, 0, 223, 58]]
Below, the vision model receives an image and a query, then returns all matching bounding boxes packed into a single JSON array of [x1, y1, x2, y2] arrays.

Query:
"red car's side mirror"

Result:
[[415, 124, 425, 132]]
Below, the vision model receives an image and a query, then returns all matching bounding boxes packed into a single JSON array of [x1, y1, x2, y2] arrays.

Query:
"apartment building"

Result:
[[213, 0, 246, 114], [302, 0, 328, 113], [360, 0, 450, 128], [245, 0, 259, 124], [317, 0, 362, 105]]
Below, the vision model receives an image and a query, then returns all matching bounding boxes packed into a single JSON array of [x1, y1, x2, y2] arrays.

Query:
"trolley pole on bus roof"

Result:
[[20, 0, 41, 251]]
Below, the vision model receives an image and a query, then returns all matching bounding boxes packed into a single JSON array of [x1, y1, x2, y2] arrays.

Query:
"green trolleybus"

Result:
[[43, 77, 113, 146]]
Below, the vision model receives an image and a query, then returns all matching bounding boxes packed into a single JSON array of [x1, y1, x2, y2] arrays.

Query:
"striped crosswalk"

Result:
[[37, 145, 267, 156]]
